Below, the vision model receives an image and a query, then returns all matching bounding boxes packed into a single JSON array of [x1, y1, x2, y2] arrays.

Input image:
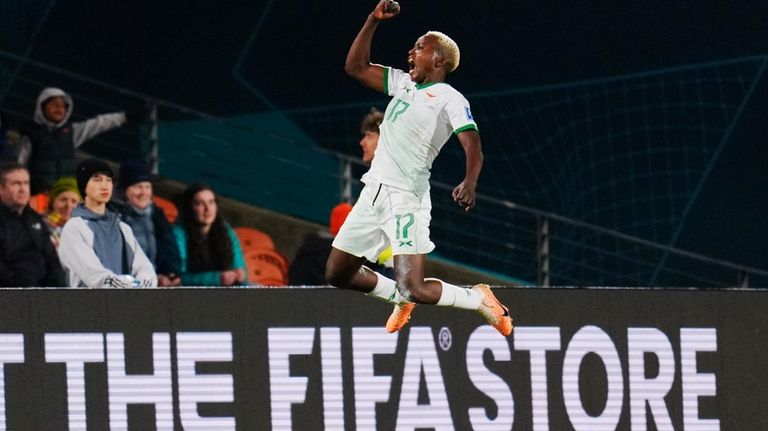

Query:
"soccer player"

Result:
[[325, 0, 513, 336]]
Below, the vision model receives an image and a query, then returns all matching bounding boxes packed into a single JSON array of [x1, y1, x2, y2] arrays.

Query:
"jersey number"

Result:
[[395, 213, 415, 247], [387, 99, 411, 123]]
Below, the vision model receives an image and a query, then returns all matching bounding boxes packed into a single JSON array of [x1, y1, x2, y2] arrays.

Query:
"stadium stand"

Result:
[[243, 247, 289, 287], [234, 226, 275, 252], [2, 50, 766, 287], [152, 195, 177, 224]]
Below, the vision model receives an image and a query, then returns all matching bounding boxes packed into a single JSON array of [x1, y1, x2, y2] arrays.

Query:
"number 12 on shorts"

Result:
[[395, 213, 414, 247]]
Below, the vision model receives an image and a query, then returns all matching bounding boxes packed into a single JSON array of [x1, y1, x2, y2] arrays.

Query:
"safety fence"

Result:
[[2, 49, 767, 287]]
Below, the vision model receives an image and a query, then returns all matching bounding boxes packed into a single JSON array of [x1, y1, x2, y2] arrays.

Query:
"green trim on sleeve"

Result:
[[383, 67, 390, 94], [415, 81, 440, 90], [454, 124, 479, 134]]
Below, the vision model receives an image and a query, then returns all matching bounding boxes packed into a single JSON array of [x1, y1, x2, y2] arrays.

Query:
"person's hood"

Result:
[[71, 203, 119, 223], [33, 87, 73, 128]]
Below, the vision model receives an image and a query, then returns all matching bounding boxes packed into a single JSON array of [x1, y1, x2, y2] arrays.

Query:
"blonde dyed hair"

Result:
[[426, 31, 460, 72]]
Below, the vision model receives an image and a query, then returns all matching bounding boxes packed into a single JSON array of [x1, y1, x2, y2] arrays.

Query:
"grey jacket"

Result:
[[58, 205, 157, 288]]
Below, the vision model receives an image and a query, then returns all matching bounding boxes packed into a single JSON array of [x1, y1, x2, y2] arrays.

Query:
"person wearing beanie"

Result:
[[289, 202, 392, 285], [329, 202, 352, 236], [58, 158, 157, 288], [42, 176, 81, 247], [116, 158, 181, 287]]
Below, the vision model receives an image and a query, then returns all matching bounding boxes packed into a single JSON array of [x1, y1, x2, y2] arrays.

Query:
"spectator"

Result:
[[290, 203, 353, 285], [58, 158, 156, 288], [359, 107, 384, 164], [358, 107, 395, 271], [43, 176, 81, 247], [173, 184, 248, 286], [0, 162, 65, 287], [290, 202, 394, 285], [117, 159, 181, 287], [17, 87, 140, 194]]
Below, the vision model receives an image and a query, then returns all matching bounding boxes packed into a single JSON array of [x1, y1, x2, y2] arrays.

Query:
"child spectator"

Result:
[[0, 162, 65, 287], [173, 183, 247, 286], [17, 87, 139, 194], [43, 177, 81, 248], [58, 158, 156, 287], [117, 158, 181, 286]]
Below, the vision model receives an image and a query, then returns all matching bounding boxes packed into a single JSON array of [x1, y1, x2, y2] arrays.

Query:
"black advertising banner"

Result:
[[0, 287, 766, 430]]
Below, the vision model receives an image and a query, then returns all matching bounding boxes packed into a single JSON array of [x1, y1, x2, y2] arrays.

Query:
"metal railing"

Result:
[[3, 49, 767, 288], [337, 156, 768, 287]]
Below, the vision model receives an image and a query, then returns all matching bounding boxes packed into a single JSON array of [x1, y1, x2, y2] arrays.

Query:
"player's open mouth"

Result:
[[408, 59, 415, 70]]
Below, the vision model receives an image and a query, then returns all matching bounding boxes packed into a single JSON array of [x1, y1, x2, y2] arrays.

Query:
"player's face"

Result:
[[407, 35, 441, 84], [52, 190, 80, 221], [43, 96, 68, 124], [359, 130, 379, 164], [192, 189, 217, 228], [0, 169, 30, 212], [125, 181, 153, 210], [85, 173, 113, 206]]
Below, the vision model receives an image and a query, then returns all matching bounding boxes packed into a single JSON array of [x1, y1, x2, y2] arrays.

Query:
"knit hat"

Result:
[[118, 158, 152, 189], [49, 177, 80, 204], [76, 158, 114, 197], [329, 202, 353, 236]]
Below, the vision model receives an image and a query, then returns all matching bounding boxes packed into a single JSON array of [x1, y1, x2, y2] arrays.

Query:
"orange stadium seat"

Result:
[[153, 196, 178, 224], [244, 248, 289, 286], [234, 226, 275, 251]]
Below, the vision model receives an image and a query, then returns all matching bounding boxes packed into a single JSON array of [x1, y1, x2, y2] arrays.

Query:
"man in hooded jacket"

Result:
[[17, 87, 135, 194]]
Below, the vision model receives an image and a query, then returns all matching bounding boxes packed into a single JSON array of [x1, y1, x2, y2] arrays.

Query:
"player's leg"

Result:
[[392, 254, 513, 336], [325, 246, 412, 307], [325, 247, 374, 292], [393, 254, 439, 303], [327, 181, 418, 307]]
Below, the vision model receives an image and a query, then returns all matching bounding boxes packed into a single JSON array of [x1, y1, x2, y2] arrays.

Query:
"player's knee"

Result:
[[324, 266, 342, 287], [325, 263, 350, 289]]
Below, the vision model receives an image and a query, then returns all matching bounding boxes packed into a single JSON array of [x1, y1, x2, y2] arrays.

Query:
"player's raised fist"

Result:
[[373, 0, 400, 20]]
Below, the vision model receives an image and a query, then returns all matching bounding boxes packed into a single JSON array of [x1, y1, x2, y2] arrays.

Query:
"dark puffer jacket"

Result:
[[0, 204, 65, 287]]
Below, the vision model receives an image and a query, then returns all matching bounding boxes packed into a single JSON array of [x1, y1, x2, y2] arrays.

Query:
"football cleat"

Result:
[[385, 302, 416, 333], [473, 284, 513, 336]]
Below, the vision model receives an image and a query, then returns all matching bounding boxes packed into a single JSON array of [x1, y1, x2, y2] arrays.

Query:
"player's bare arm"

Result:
[[452, 129, 483, 212], [345, 1, 400, 92]]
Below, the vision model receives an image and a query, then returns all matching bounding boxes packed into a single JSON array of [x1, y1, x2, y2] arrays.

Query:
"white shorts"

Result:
[[332, 182, 435, 261]]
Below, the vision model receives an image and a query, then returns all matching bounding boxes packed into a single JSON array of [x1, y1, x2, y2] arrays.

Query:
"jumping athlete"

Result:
[[325, 0, 513, 336]]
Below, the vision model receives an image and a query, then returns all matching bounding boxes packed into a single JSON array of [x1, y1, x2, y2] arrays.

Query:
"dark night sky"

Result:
[[22, 1, 768, 112]]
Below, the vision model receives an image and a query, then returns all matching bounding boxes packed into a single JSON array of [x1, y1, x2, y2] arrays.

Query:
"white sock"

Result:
[[433, 278, 482, 310], [366, 272, 408, 304]]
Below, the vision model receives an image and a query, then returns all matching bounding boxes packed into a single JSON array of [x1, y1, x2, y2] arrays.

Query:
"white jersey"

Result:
[[362, 67, 478, 196]]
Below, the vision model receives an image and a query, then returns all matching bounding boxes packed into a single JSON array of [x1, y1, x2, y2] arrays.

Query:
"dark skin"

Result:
[[326, 0, 483, 304]]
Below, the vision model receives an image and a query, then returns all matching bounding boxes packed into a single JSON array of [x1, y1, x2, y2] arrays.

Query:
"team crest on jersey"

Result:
[[464, 107, 474, 120]]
